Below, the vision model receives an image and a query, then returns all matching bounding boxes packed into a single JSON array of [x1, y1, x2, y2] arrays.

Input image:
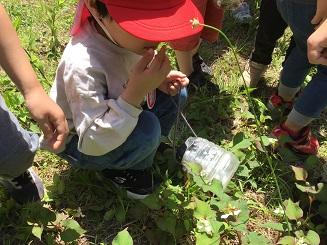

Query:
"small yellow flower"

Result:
[[221, 204, 241, 219], [190, 18, 200, 28]]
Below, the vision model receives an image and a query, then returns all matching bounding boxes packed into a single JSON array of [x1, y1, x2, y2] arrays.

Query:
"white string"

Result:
[[85, 5, 120, 46]]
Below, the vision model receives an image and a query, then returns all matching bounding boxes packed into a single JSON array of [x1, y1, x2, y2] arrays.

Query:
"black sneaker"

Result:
[[157, 142, 172, 154], [189, 53, 219, 95], [188, 71, 219, 95], [192, 53, 212, 76], [99, 168, 161, 199], [0, 168, 44, 204]]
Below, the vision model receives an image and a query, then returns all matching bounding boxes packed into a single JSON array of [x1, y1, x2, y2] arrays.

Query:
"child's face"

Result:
[[101, 17, 160, 55]]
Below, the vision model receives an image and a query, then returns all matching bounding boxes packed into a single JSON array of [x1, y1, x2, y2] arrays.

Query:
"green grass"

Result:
[[1, 0, 327, 244]]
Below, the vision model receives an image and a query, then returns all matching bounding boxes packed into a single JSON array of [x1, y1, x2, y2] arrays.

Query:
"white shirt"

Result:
[[50, 21, 143, 156]]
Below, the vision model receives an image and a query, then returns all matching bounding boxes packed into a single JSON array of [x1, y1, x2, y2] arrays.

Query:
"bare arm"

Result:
[[311, 0, 327, 26], [0, 4, 68, 150]]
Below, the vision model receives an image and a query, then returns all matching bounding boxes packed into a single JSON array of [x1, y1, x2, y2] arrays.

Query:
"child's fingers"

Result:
[[160, 56, 171, 75], [178, 77, 189, 87], [168, 78, 189, 88], [167, 70, 187, 80], [40, 120, 54, 142], [45, 115, 69, 151], [311, 13, 321, 25], [148, 47, 165, 70], [134, 49, 155, 72], [169, 84, 178, 96]]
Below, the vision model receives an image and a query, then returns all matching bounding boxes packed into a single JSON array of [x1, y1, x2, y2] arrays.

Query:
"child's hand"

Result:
[[122, 48, 171, 107], [25, 87, 69, 151], [307, 18, 327, 66], [158, 70, 189, 96], [311, 0, 327, 27]]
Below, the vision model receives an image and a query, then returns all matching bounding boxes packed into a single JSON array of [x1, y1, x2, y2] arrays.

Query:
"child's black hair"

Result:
[[95, 0, 108, 18]]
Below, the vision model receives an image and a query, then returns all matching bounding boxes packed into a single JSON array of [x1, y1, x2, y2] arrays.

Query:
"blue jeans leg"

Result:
[[295, 66, 327, 118], [60, 110, 161, 171], [276, 0, 327, 118], [280, 47, 311, 89], [147, 88, 187, 136], [0, 95, 38, 178]]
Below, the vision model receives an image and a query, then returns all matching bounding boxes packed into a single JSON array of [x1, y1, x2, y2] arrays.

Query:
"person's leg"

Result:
[[147, 88, 187, 137], [272, 0, 321, 154], [60, 110, 162, 199], [59, 90, 187, 198], [275, 0, 316, 104], [61, 88, 188, 168], [287, 65, 327, 129], [62, 111, 161, 171], [0, 95, 44, 203], [251, 0, 288, 65], [243, 0, 289, 87], [277, 47, 311, 101]]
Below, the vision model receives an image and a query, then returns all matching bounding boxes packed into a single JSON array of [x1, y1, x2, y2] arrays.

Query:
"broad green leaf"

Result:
[[291, 166, 308, 181], [210, 219, 224, 234], [195, 231, 220, 245], [294, 230, 305, 238], [244, 111, 255, 119], [316, 183, 327, 202], [44, 233, 56, 245], [141, 194, 161, 210], [304, 156, 320, 171], [243, 232, 271, 245], [115, 204, 126, 224], [184, 219, 192, 232], [61, 229, 81, 242], [318, 203, 327, 219], [61, 219, 86, 235], [191, 173, 206, 188], [232, 139, 252, 150], [295, 183, 323, 194], [247, 160, 260, 169], [201, 179, 224, 197], [236, 165, 250, 178], [193, 199, 216, 220], [236, 200, 250, 223], [283, 199, 303, 220], [165, 193, 182, 210], [277, 236, 296, 245], [112, 228, 133, 245], [261, 222, 286, 232], [53, 173, 65, 195], [305, 230, 320, 245], [104, 209, 115, 221], [185, 162, 202, 175], [31, 226, 43, 240], [233, 132, 246, 145], [156, 213, 176, 235], [256, 136, 276, 146]]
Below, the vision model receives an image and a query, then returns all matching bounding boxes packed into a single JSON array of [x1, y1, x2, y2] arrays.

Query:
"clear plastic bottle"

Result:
[[179, 137, 239, 189]]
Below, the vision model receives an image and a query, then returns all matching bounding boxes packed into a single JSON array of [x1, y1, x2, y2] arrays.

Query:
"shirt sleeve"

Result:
[[64, 66, 142, 156]]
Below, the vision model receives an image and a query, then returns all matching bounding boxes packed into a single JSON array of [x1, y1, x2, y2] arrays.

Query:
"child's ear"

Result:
[[84, 0, 102, 19]]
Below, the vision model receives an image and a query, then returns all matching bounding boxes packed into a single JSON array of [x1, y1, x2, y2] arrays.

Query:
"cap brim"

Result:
[[106, 0, 204, 42]]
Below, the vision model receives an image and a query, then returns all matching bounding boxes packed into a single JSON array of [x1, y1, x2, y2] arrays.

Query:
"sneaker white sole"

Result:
[[95, 172, 150, 200]]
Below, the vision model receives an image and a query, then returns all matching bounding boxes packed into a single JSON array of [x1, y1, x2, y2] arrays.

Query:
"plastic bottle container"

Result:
[[180, 137, 240, 189]]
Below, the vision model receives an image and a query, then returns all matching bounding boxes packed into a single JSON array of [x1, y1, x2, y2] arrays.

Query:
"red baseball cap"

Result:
[[71, 0, 204, 41]]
